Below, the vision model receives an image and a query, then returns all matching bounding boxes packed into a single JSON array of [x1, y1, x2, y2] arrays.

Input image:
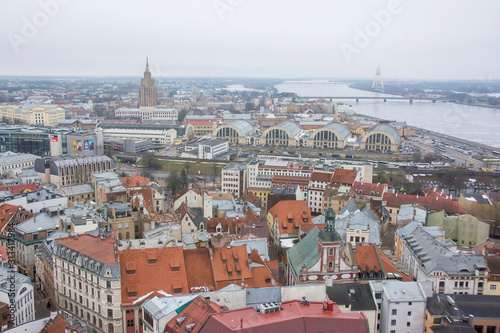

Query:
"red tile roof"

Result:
[[268, 201, 312, 235], [40, 315, 75, 332], [0, 183, 38, 195], [207, 192, 233, 200], [0, 247, 8, 263], [310, 171, 333, 183], [252, 265, 280, 288], [198, 300, 369, 332], [118, 247, 189, 306], [56, 232, 118, 266], [0, 203, 35, 233], [352, 182, 388, 197], [212, 245, 253, 289], [121, 174, 149, 187], [272, 175, 311, 184], [130, 188, 155, 214], [353, 245, 382, 273], [183, 248, 216, 293], [206, 217, 238, 234], [332, 168, 358, 186], [164, 295, 220, 333], [383, 193, 467, 214]]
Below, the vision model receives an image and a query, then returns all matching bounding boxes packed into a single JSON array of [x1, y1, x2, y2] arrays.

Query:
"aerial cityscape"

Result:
[[0, 1, 499, 333]]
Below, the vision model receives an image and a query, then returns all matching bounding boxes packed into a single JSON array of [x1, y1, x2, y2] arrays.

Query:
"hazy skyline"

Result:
[[1, 0, 499, 80]]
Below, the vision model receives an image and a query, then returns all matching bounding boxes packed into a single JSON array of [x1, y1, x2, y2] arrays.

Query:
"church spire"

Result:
[[325, 201, 336, 232]]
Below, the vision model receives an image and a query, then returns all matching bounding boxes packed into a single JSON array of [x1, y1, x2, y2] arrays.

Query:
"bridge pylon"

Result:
[[372, 66, 384, 89]]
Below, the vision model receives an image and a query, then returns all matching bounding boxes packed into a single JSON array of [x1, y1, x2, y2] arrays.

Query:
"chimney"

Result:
[[240, 318, 243, 328], [327, 300, 334, 311], [204, 296, 211, 305]]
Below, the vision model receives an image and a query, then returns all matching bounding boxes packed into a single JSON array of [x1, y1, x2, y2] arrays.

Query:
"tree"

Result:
[[180, 170, 188, 188], [245, 102, 254, 112], [178, 108, 189, 124], [166, 171, 181, 196]]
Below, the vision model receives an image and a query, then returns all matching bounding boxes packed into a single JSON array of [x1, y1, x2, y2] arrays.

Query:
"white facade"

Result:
[[246, 160, 313, 190], [0, 266, 35, 326], [198, 140, 229, 160], [221, 164, 247, 198], [172, 189, 204, 211], [102, 128, 177, 148], [115, 107, 178, 122], [369, 280, 428, 333]]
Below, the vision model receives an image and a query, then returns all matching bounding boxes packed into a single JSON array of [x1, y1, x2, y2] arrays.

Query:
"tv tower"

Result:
[[372, 66, 384, 89]]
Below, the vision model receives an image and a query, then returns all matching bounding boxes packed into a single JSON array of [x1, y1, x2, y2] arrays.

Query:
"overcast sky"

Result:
[[0, 0, 498, 80]]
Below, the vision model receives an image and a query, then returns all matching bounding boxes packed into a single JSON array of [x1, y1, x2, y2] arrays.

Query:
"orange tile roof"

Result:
[[310, 171, 333, 183], [272, 175, 311, 184], [332, 168, 357, 185], [130, 188, 155, 214], [0, 203, 35, 233], [121, 174, 149, 187], [206, 217, 238, 234], [164, 295, 220, 333], [56, 232, 118, 266], [352, 245, 382, 273], [379, 252, 413, 282], [119, 247, 189, 306], [0, 247, 8, 263], [252, 265, 280, 288], [268, 200, 312, 235], [212, 245, 253, 289], [207, 192, 233, 200], [352, 182, 388, 197], [40, 315, 74, 332], [183, 248, 216, 293]]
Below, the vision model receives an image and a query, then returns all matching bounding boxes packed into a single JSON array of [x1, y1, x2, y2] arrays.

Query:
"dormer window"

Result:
[[147, 252, 158, 264], [170, 260, 180, 271], [126, 262, 136, 275]]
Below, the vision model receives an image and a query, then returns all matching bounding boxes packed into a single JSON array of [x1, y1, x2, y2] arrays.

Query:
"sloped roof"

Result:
[[352, 182, 388, 197], [287, 227, 321, 281], [332, 168, 357, 185], [119, 247, 189, 306], [326, 284, 377, 311], [383, 193, 467, 214], [164, 295, 221, 333], [368, 125, 400, 142], [183, 248, 216, 293], [198, 300, 369, 333], [212, 245, 253, 288], [322, 122, 351, 140], [276, 120, 302, 138]]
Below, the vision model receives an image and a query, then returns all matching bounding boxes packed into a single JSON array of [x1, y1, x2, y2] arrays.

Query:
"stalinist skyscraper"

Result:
[[139, 57, 157, 107]]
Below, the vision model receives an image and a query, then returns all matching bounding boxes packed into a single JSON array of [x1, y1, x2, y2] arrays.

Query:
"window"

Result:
[[107, 309, 113, 318], [127, 319, 134, 327], [407, 322, 411, 327], [375, 293, 381, 299], [391, 319, 396, 326], [106, 281, 111, 288], [392, 309, 397, 315], [107, 295, 112, 303], [408, 302, 412, 306], [433, 318, 441, 324], [491, 285, 497, 291], [408, 311, 411, 316], [487, 326, 496, 333], [328, 262, 333, 269]]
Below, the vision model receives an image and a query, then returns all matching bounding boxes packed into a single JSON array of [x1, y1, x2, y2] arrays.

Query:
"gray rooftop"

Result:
[[322, 123, 352, 140], [368, 125, 401, 143], [401, 224, 486, 275], [16, 211, 60, 235], [326, 283, 377, 311], [274, 121, 301, 138]]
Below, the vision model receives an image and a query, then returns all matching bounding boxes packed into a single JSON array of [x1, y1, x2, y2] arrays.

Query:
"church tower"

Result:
[[139, 57, 158, 107]]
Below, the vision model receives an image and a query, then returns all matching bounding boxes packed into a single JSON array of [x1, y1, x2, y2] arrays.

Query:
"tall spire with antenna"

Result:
[[146, 57, 149, 68]]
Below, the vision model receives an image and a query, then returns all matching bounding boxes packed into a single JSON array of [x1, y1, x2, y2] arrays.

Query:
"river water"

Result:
[[275, 81, 500, 148]]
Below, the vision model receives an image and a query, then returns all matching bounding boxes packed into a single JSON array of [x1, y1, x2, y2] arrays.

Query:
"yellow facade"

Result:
[[0, 105, 65, 126], [248, 189, 270, 208]]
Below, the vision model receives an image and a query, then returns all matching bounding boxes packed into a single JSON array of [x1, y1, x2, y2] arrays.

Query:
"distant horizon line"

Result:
[[0, 74, 496, 82]]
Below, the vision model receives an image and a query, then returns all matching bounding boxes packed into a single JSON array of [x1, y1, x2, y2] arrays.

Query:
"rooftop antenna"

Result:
[[372, 66, 384, 89]]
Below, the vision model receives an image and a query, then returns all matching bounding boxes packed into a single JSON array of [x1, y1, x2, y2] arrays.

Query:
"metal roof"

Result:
[[321, 123, 352, 140], [227, 120, 255, 137], [368, 125, 401, 143], [276, 121, 302, 138]]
